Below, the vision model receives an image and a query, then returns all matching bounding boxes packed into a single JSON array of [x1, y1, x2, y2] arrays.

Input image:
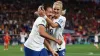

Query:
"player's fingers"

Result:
[[38, 6, 45, 13], [52, 53, 56, 56], [52, 52, 59, 56], [55, 53, 59, 56], [57, 39, 62, 45], [42, 7, 45, 11], [38, 5, 42, 11]]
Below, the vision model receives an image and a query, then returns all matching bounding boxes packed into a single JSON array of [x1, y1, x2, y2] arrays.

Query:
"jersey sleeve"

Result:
[[37, 17, 47, 27], [56, 17, 66, 28]]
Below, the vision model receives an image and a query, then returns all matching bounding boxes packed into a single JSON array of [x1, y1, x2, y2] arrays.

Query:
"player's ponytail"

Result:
[[62, 9, 66, 15]]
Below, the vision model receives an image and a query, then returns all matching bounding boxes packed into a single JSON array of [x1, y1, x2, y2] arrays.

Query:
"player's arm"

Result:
[[39, 25, 62, 45], [37, 6, 61, 28], [46, 18, 59, 28], [44, 15, 65, 28], [44, 39, 58, 56]]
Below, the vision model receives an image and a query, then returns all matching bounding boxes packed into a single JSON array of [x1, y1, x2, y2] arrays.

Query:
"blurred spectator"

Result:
[[20, 30, 28, 51], [3, 32, 11, 50]]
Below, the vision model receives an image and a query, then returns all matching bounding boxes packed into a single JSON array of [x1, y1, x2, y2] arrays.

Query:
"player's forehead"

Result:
[[53, 5, 61, 10], [46, 7, 53, 11]]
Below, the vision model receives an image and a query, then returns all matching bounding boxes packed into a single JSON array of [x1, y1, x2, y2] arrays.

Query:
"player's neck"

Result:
[[55, 15, 60, 19]]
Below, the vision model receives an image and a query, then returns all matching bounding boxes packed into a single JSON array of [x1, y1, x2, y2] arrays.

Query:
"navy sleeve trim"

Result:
[[55, 22, 61, 28], [38, 24, 46, 28]]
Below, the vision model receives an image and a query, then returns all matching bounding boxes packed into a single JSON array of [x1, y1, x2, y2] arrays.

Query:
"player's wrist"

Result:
[[43, 15, 47, 19], [50, 49, 54, 53]]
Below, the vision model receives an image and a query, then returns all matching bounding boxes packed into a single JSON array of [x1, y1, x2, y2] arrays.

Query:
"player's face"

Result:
[[53, 5, 61, 18], [45, 7, 53, 19]]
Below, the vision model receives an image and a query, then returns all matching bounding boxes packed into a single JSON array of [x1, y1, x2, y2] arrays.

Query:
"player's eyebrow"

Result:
[[54, 8, 60, 10]]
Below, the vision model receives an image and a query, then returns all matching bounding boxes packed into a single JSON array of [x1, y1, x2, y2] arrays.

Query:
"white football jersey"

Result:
[[50, 15, 66, 51], [24, 17, 47, 51]]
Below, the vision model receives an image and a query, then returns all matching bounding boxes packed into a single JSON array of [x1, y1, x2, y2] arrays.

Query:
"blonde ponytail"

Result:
[[62, 9, 66, 15]]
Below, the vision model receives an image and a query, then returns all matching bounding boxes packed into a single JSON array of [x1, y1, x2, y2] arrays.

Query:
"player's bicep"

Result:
[[50, 21, 61, 28], [55, 19, 63, 28], [55, 22, 61, 28], [38, 25, 46, 35]]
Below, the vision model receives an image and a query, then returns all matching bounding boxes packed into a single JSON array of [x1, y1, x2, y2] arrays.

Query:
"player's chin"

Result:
[[54, 15, 58, 18]]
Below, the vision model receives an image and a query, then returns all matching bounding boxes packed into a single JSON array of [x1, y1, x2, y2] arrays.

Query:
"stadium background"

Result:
[[0, 0, 100, 56]]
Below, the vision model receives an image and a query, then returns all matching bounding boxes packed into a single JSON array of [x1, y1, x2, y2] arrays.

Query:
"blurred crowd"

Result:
[[0, 0, 100, 44], [63, 0, 100, 44]]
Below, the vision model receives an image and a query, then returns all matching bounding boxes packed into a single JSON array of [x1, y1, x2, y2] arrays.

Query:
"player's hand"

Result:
[[56, 39, 62, 45], [38, 5, 45, 16], [52, 51, 59, 56]]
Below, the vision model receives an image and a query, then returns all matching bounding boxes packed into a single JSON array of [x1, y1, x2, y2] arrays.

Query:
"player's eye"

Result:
[[54, 8, 60, 11], [57, 8, 60, 10], [54, 8, 56, 10]]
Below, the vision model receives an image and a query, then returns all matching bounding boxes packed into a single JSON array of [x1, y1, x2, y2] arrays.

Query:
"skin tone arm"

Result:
[[39, 25, 62, 45], [44, 39, 58, 56], [38, 6, 59, 28], [37, 5, 59, 28], [46, 18, 59, 28]]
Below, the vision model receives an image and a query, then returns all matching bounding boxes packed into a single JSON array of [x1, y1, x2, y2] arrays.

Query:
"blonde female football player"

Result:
[[39, 1, 66, 56]]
